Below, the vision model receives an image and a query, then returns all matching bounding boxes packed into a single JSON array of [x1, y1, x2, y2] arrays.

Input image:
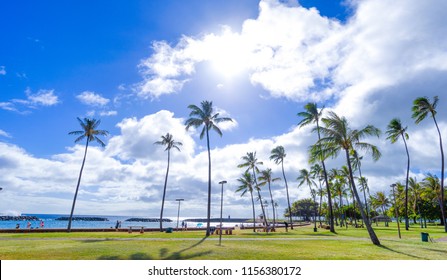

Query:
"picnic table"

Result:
[[128, 226, 145, 233]]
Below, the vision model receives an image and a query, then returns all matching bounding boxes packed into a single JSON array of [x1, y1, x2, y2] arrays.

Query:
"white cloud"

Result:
[[1, 88, 60, 112], [76, 91, 110, 106], [0, 129, 11, 138], [0, 66, 6, 75], [100, 110, 117, 117]]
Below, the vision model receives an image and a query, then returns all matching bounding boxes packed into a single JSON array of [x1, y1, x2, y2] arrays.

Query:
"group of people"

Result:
[[181, 221, 188, 230], [15, 220, 44, 229]]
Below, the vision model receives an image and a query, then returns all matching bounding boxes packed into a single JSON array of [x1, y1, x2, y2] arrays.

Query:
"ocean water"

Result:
[[0, 214, 245, 229]]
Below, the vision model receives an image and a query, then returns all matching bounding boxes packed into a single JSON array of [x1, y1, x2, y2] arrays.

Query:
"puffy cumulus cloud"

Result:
[[137, 0, 343, 100], [0, 112, 320, 217], [137, 0, 447, 120], [0, 66, 6, 75], [106, 110, 195, 163], [76, 91, 110, 106]]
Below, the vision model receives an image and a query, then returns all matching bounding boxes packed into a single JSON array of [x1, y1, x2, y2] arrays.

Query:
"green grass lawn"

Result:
[[0, 223, 446, 260]]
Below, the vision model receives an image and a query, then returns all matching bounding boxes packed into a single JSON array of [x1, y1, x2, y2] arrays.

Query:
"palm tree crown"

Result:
[[68, 117, 108, 147]]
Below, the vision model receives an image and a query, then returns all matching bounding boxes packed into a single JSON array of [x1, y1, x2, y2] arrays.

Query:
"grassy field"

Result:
[[1, 223, 446, 260]]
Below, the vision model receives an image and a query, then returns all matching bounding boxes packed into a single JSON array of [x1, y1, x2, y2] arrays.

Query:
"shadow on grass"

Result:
[[97, 236, 212, 260], [378, 245, 427, 260], [162, 236, 212, 260]]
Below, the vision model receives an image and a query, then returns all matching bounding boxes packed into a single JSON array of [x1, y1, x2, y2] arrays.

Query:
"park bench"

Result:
[[128, 226, 145, 234], [212, 227, 234, 235]]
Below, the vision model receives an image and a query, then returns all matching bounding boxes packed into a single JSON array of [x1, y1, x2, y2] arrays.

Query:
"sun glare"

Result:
[[207, 28, 249, 78]]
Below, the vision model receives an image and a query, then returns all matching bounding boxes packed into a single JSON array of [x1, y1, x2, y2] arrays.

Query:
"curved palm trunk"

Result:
[[267, 181, 276, 229], [433, 117, 446, 231], [159, 149, 170, 232], [67, 139, 89, 232], [318, 190, 323, 226], [401, 133, 410, 230], [281, 162, 293, 229], [316, 120, 335, 233], [205, 127, 212, 237], [250, 190, 256, 232], [358, 169, 370, 222], [345, 149, 380, 245], [252, 169, 268, 227]]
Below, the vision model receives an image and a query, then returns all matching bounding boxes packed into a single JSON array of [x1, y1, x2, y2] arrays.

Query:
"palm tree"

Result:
[[310, 164, 325, 226], [67, 117, 108, 232], [372, 191, 391, 226], [386, 118, 411, 230], [236, 172, 256, 232], [358, 176, 370, 222], [154, 133, 182, 232], [351, 150, 370, 221], [412, 96, 446, 232], [297, 168, 318, 231], [409, 177, 423, 227], [312, 111, 381, 245], [298, 102, 335, 233], [270, 146, 293, 229], [422, 173, 444, 224], [238, 152, 268, 227], [258, 168, 281, 229], [185, 100, 233, 236]]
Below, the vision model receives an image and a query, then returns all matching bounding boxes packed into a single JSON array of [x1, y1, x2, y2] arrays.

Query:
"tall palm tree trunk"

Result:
[[267, 181, 277, 229], [316, 121, 335, 233], [67, 139, 89, 232], [250, 191, 256, 232], [205, 127, 212, 237], [252, 169, 268, 227], [281, 162, 293, 229], [433, 117, 446, 231], [159, 150, 170, 232], [402, 134, 410, 230], [345, 149, 380, 245]]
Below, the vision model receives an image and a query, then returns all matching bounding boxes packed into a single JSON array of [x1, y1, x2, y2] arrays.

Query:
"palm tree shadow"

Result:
[[162, 236, 212, 260], [378, 245, 427, 260]]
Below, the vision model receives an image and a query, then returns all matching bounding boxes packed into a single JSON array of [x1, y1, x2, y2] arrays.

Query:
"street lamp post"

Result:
[[390, 184, 401, 239], [218, 180, 227, 246], [175, 199, 184, 231]]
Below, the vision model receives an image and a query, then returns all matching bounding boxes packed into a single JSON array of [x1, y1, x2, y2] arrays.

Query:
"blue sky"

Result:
[[1, 0, 447, 218]]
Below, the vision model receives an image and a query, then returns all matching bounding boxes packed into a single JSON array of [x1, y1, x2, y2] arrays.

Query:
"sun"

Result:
[[207, 28, 249, 78]]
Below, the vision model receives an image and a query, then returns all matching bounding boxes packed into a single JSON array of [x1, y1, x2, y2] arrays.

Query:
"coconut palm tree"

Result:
[[422, 173, 444, 223], [67, 117, 108, 232], [298, 102, 335, 233], [312, 111, 382, 245], [236, 172, 256, 232], [154, 133, 182, 232], [386, 118, 411, 230], [185, 100, 233, 236], [258, 168, 281, 229], [297, 168, 318, 231], [310, 164, 325, 226], [238, 152, 268, 227], [350, 150, 370, 222], [270, 146, 294, 229], [409, 177, 424, 227], [412, 96, 446, 231], [372, 191, 391, 226]]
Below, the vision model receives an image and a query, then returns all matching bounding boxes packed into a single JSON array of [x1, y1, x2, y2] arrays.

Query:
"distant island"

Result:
[[55, 217, 109, 221], [0, 215, 40, 221], [125, 218, 172, 222]]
